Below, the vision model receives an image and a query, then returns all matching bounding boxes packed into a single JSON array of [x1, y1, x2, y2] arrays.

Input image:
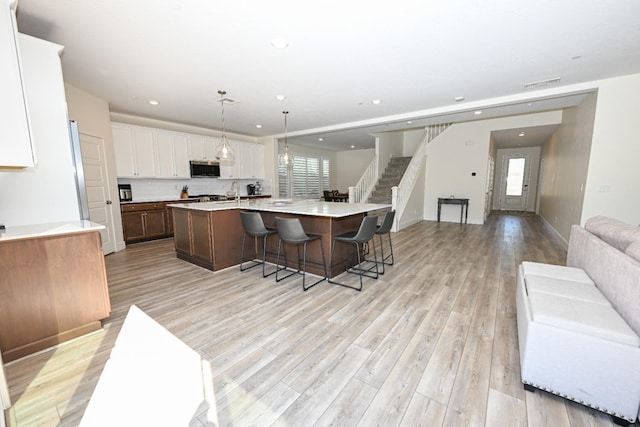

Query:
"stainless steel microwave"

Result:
[[190, 160, 220, 178]]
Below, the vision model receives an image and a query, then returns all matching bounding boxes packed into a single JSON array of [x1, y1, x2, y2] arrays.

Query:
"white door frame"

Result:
[[498, 152, 532, 211]]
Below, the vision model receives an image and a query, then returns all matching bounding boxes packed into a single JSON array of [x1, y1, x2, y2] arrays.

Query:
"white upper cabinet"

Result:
[[111, 122, 265, 180], [112, 123, 156, 177], [241, 142, 265, 179], [0, 1, 35, 167], [188, 134, 216, 161], [156, 130, 189, 178]]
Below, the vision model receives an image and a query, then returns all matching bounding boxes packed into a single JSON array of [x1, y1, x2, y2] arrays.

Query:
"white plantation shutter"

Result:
[[279, 154, 330, 199]]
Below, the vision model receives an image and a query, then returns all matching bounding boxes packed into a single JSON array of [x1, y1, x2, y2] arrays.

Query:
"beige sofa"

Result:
[[516, 216, 640, 425]]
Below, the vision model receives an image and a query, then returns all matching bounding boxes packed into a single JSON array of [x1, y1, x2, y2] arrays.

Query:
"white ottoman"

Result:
[[516, 262, 640, 425]]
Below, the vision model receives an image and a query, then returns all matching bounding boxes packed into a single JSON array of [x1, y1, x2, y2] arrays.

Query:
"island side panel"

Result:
[[0, 230, 110, 362], [212, 209, 249, 271]]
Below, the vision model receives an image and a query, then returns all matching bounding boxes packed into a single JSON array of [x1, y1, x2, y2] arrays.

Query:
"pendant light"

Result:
[[215, 90, 235, 162], [279, 110, 292, 165]]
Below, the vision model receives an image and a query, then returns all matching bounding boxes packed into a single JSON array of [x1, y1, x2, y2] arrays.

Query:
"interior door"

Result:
[[498, 153, 531, 211], [80, 133, 117, 254]]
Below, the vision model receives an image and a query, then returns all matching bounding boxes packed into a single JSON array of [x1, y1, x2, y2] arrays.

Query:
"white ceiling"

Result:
[[15, 0, 640, 151]]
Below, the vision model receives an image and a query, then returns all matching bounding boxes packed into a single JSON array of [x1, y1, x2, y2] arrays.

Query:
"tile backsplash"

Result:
[[118, 178, 272, 202]]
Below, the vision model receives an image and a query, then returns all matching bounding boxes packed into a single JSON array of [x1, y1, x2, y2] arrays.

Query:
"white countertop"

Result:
[[168, 199, 391, 218], [0, 220, 105, 242]]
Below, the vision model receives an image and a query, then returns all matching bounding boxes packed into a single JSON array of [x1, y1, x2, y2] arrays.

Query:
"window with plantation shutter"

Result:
[[278, 154, 331, 199]]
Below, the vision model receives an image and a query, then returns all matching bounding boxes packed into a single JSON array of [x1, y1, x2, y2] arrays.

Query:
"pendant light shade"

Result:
[[215, 90, 235, 162], [278, 111, 292, 166]]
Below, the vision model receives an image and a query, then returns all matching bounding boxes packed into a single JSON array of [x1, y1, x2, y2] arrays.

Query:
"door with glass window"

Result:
[[498, 153, 531, 211]]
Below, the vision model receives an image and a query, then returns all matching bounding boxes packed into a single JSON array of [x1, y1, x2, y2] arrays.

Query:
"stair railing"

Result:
[[392, 123, 450, 230], [348, 153, 378, 203]]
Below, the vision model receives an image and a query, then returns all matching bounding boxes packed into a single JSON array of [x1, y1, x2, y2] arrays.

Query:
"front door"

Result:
[[498, 153, 531, 211], [80, 133, 117, 254]]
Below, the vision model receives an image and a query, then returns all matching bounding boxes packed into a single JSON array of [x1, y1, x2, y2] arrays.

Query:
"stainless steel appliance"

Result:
[[190, 160, 220, 178], [118, 184, 132, 202]]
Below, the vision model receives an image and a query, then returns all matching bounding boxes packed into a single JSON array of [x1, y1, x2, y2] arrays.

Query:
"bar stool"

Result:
[[328, 215, 379, 291], [239, 211, 278, 277], [275, 217, 328, 291], [375, 210, 395, 274]]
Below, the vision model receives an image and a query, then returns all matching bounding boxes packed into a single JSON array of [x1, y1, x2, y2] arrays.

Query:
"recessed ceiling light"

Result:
[[350, 145, 356, 149], [372, 99, 381, 105], [519, 132, 525, 137], [474, 110, 482, 115], [276, 95, 286, 101], [255, 124, 262, 129], [318, 138, 323, 141], [149, 100, 159, 106], [454, 96, 465, 102], [406, 121, 413, 125], [270, 37, 289, 49]]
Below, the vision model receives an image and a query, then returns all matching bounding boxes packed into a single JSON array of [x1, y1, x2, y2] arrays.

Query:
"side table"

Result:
[[437, 198, 469, 224]]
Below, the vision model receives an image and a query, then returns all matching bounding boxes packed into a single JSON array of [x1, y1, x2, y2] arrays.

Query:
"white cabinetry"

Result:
[[156, 131, 189, 178], [0, 1, 35, 167], [241, 142, 265, 179], [112, 124, 156, 177], [188, 134, 216, 161], [111, 123, 266, 180]]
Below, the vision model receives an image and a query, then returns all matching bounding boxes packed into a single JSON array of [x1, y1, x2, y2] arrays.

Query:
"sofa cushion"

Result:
[[528, 292, 640, 347], [525, 274, 609, 305], [585, 216, 640, 252], [521, 261, 593, 284], [626, 241, 640, 263]]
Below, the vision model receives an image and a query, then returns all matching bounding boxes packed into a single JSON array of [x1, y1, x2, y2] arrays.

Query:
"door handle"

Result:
[[106, 200, 112, 205]]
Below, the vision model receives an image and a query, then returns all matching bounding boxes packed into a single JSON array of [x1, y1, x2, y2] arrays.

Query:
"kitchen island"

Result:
[[168, 199, 391, 277], [0, 221, 111, 362]]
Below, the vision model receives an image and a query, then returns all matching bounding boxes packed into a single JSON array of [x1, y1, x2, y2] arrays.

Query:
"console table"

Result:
[[437, 198, 469, 224]]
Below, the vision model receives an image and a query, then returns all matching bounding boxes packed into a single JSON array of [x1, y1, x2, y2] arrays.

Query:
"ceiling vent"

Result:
[[524, 77, 561, 89]]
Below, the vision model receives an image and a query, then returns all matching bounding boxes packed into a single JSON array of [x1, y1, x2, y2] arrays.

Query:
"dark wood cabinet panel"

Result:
[[122, 211, 146, 241], [144, 210, 166, 238], [0, 231, 110, 362], [190, 210, 213, 264]]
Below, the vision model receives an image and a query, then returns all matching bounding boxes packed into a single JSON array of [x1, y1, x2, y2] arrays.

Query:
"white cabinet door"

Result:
[[203, 136, 216, 161], [0, 3, 35, 167], [172, 133, 190, 177], [112, 123, 157, 178], [156, 131, 190, 178], [188, 134, 204, 160], [241, 142, 264, 179], [112, 124, 136, 177], [131, 127, 155, 177], [155, 131, 174, 178]]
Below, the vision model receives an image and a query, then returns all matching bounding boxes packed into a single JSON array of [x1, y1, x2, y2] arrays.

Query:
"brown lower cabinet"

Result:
[[121, 200, 198, 244]]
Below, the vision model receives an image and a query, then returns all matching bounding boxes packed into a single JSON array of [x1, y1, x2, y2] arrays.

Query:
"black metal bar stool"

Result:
[[375, 210, 395, 274], [239, 211, 278, 277], [275, 217, 327, 291], [328, 215, 379, 291]]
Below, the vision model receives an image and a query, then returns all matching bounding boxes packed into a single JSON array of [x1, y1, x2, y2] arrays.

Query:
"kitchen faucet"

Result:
[[231, 181, 240, 203]]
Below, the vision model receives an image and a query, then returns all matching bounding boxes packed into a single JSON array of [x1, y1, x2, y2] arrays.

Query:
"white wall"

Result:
[[0, 35, 80, 226], [424, 111, 562, 224], [402, 129, 426, 157], [538, 94, 595, 243], [336, 148, 374, 192], [581, 74, 640, 226], [374, 132, 403, 178]]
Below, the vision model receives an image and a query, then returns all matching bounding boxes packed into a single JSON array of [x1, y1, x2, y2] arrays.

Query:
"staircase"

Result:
[[368, 157, 412, 204]]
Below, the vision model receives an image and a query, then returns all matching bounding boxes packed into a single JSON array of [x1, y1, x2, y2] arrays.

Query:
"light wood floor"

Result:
[[4, 215, 625, 426]]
